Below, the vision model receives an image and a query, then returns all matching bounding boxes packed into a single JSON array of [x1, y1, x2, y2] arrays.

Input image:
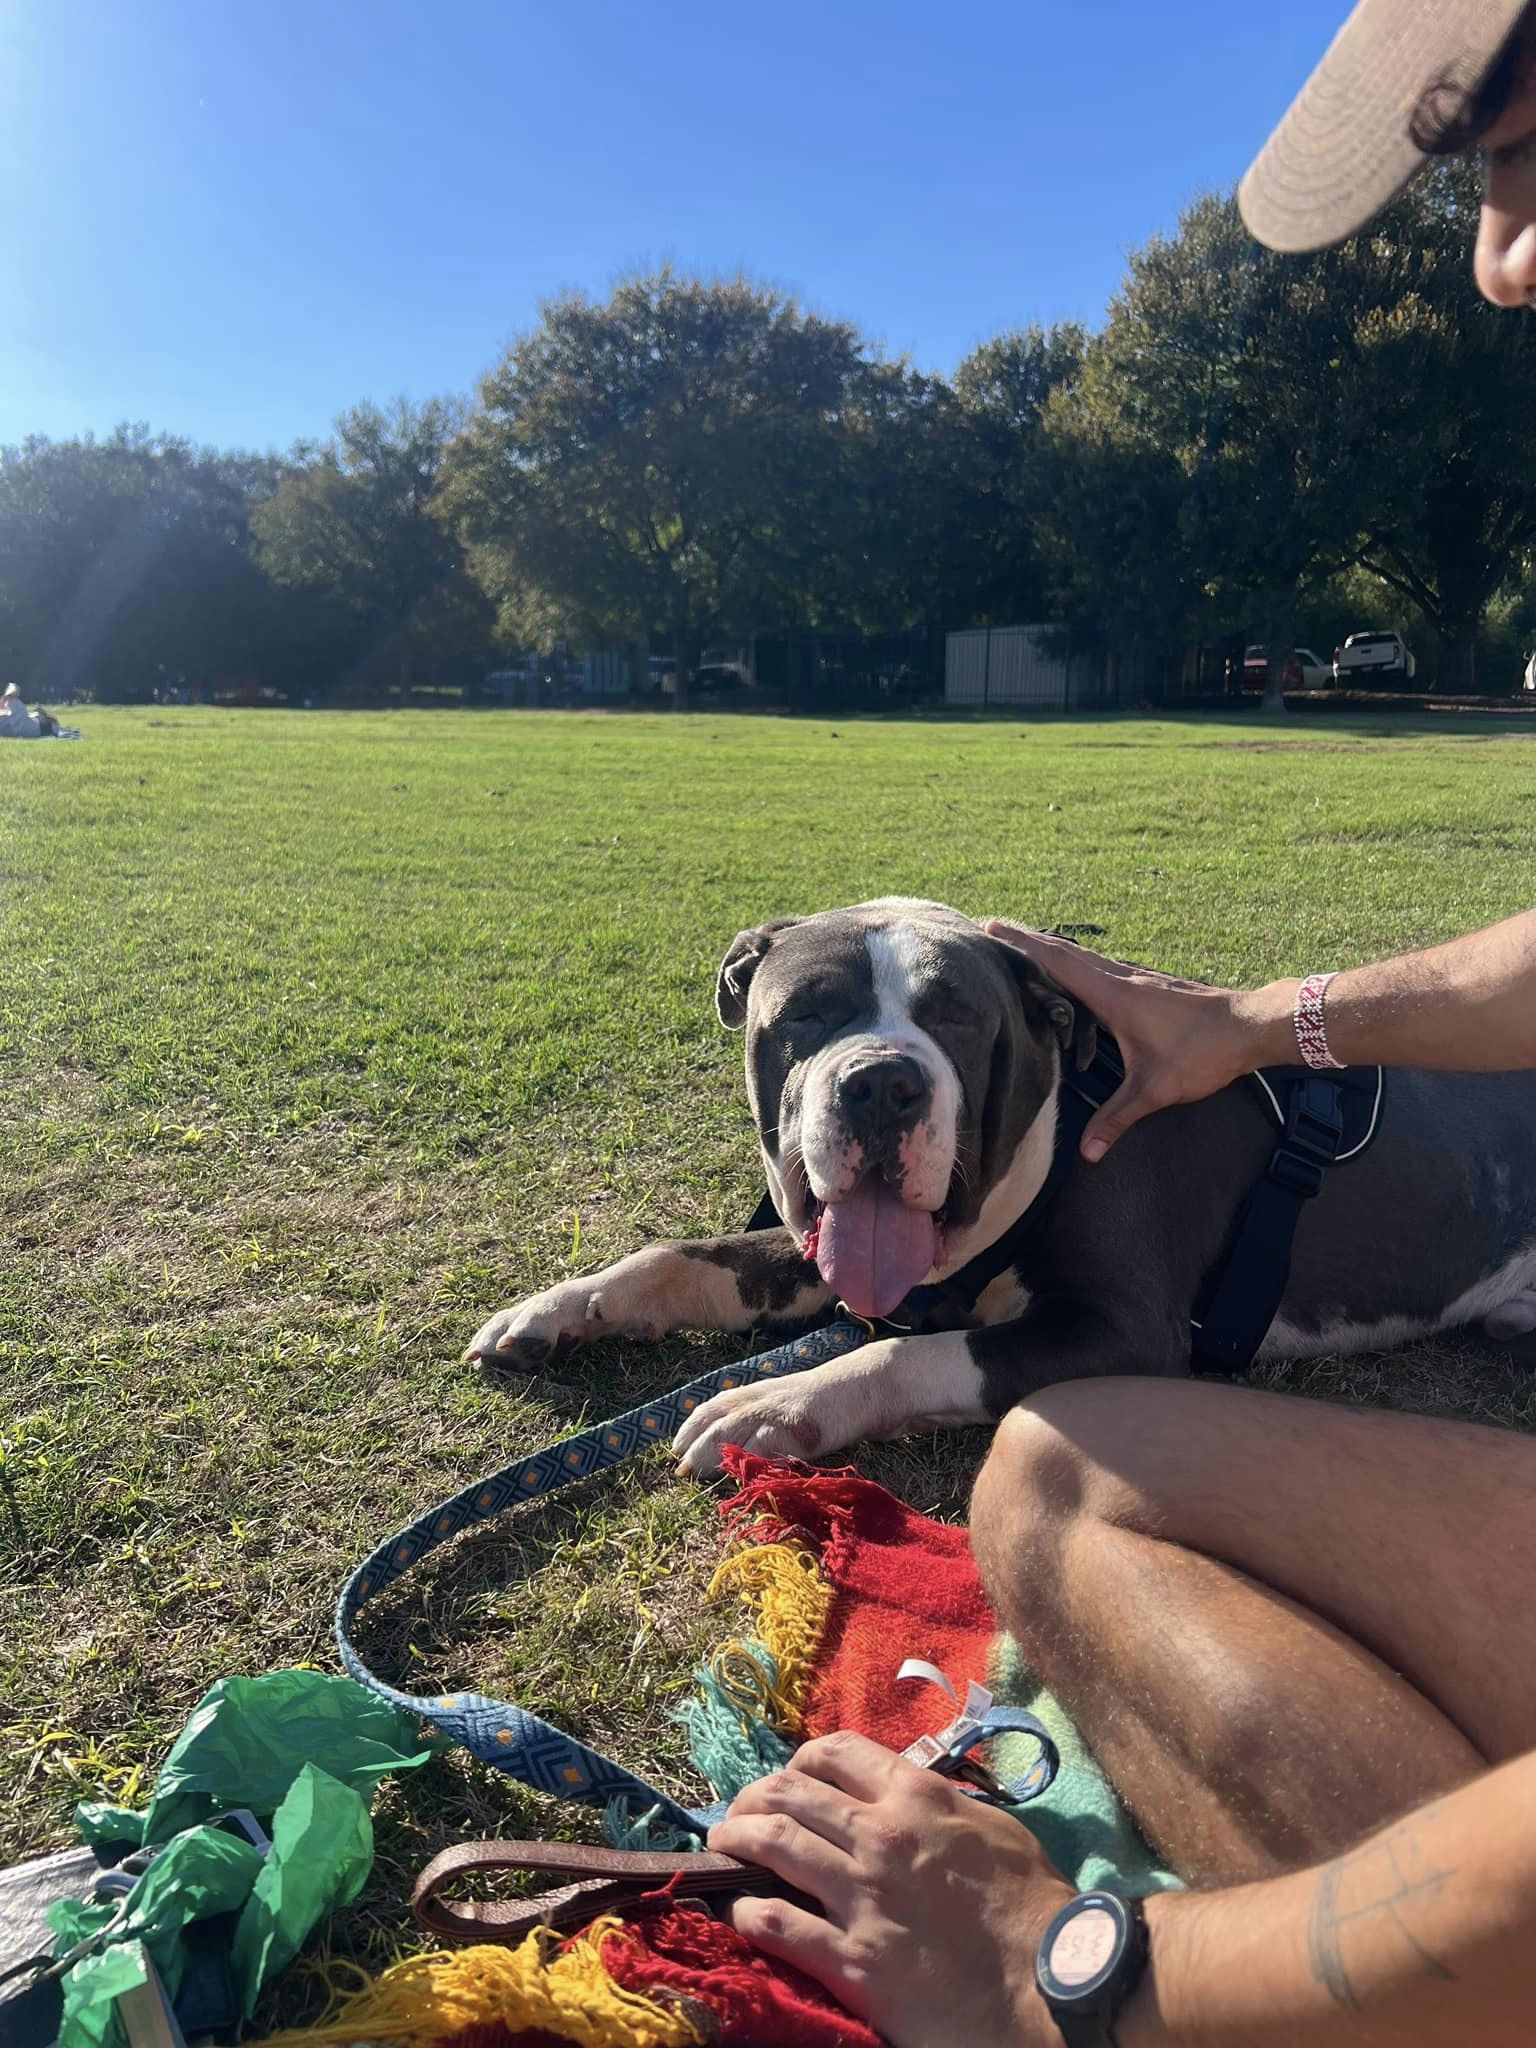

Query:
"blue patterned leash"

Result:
[[336, 1320, 874, 1833], [336, 1316, 1061, 1835]]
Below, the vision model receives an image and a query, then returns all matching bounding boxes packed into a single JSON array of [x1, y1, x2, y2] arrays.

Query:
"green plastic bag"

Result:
[[142, 1669, 436, 1842], [72, 1806, 145, 1856], [51, 1943, 151, 2048], [54, 1670, 436, 2048], [230, 1762, 373, 2016]]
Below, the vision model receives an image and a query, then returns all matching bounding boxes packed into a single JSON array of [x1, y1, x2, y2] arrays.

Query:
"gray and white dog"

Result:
[[467, 900, 1536, 1475]]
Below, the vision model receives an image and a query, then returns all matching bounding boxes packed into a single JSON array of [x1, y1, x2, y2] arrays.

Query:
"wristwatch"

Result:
[[1035, 1890, 1148, 2046]]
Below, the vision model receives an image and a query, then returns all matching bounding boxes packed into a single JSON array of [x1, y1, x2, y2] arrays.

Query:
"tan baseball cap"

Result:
[[1240, 0, 1531, 252]]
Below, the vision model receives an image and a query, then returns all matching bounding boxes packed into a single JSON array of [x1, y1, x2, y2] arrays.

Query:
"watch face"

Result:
[[1049, 1904, 1120, 1990], [1040, 1894, 1135, 2007]]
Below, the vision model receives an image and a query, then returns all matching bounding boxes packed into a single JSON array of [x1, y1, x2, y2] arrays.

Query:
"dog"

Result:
[[467, 899, 1536, 1475]]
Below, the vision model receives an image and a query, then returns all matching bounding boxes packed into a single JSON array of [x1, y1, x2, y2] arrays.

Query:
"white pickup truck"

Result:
[[1332, 631, 1416, 684]]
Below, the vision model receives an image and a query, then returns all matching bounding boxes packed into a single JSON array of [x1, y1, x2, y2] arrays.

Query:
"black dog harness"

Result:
[[1059, 1037, 1385, 1374], [748, 1039, 1384, 1378], [1190, 1054, 1383, 1371]]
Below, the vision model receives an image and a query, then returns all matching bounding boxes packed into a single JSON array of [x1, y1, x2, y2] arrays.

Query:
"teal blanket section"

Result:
[[987, 1634, 1181, 1897], [660, 1627, 1180, 1900]]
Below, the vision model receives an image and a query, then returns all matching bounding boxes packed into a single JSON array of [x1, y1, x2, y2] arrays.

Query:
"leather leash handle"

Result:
[[412, 1839, 785, 1946]]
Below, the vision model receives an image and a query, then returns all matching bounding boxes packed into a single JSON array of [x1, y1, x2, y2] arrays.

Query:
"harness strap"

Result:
[[1190, 1072, 1347, 1374], [1065, 1042, 1372, 1376], [742, 1187, 783, 1234]]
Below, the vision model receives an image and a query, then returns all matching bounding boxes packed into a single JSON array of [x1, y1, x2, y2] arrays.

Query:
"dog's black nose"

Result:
[[835, 1055, 930, 1132]]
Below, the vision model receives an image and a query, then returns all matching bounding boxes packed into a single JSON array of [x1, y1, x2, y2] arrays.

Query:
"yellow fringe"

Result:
[[706, 1540, 832, 1736], [258, 1923, 704, 2048]]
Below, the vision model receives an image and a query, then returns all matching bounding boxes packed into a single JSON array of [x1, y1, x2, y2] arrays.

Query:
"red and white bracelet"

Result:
[[1293, 972, 1345, 1071]]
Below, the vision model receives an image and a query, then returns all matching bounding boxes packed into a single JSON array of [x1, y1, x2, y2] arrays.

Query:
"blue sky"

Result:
[[1, 0, 1350, 454]]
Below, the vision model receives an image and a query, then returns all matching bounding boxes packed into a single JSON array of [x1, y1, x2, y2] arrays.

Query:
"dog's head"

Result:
[[716, 899, 1094, 1317]]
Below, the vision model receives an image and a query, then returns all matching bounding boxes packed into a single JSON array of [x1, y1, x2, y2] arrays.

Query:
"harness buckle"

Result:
[[1266, 1145, 1328, 1198], [1283, 1079, 1344, 1163]]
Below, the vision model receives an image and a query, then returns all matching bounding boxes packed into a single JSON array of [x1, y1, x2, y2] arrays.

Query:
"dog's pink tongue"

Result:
[[816, 1180, 937, 1319]]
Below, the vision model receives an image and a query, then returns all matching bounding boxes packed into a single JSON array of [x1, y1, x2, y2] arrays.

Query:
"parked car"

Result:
[[1332, 632, 1417, 684], [1241, 645, 1333, 690], [651, 661, 747, 695], [692, 663, 745, 694]]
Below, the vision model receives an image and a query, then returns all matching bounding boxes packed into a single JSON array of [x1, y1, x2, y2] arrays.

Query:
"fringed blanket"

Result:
[[273, 1453, 1176, 2048]]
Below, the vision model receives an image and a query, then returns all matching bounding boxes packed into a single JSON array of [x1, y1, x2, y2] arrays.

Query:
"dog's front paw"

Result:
[[465, 1279, 662, 1369], [672, 1380, 829, 1479]]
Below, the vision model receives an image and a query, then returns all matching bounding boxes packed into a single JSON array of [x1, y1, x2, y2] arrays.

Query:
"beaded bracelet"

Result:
[[1293, 971, 1345, 1070]]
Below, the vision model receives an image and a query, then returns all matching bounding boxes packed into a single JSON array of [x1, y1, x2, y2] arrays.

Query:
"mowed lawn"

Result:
[[5, 705, 1536, 1997]]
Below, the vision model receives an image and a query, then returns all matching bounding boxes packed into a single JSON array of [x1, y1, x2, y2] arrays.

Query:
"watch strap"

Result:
[[1036, 1891, 1147, 2047], [1049, 2007, 1118, 2048]]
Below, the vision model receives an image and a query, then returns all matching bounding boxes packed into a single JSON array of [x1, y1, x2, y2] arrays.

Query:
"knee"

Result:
[[973, 1380, 1141, 1532], [971, 1381, 1146, 1639]]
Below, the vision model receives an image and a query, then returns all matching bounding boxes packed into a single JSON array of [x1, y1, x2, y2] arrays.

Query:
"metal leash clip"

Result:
[[895, 1659, 1058, 1806]]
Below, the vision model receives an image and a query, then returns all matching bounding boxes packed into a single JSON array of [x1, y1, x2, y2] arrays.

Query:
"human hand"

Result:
[[985, 922, 1296, 1161], [708, 1730, 1075, 2048]]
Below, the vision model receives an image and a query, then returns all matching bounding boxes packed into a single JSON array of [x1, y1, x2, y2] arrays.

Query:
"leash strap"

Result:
[[410, 1680, 1065, 1946], [335, 1320, 874, 1835], [412, 1839, 796, 1945], [338, 1313, 1062, 1837]]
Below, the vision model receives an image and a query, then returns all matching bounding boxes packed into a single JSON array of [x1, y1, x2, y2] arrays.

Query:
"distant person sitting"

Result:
[[0, 684, 41, 739]]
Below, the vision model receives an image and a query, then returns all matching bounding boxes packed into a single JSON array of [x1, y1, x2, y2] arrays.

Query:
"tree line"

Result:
[[4, 157, 1534, 707]]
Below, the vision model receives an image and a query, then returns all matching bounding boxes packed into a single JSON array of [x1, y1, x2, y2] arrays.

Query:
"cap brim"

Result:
[[1240, 0, 1529, 253]]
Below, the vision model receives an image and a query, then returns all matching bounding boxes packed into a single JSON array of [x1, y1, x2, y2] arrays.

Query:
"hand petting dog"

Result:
[[984, 921, 1294, 1161]]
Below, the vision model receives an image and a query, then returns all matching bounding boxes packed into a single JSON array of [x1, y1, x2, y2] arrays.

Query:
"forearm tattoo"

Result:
[[1306, 1807, 1457, 2011]]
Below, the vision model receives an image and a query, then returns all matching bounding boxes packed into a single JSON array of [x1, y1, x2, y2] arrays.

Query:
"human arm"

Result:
[[710, 1732, 1536, 2048], [1121, 1749, 1536, 2046], [986, 909, 1536, 1161]]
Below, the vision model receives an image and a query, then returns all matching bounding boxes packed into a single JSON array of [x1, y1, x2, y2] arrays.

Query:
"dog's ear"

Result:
[[715, 918, 801, 1030], [989, 936, 1098, 1072]]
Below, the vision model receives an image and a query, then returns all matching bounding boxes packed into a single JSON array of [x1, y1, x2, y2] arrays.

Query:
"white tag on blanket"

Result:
[[895, 1660, 994, 1768]]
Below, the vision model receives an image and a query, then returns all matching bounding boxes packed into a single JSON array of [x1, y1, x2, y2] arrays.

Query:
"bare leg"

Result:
[[969, 1379, 1536, 1887]]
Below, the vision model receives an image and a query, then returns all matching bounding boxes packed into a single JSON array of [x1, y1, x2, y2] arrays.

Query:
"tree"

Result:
[[1040, 197, 1364, 711], [949, 324, 1087, 627], [1036, 164, 1536, 696], [1319, 162, 1536, 690], [252, 399, 493, 697], [0, 428, 292, 701], [1030, 414, 1198, 667], [440, 271, 871, 705], [806, 359, 967, 636]]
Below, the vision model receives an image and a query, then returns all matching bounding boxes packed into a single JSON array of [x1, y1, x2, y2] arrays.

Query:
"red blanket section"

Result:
[[442, 1453, 996, 2048], [720, 1450, 997, 1751], [604, 1899, 883, 2046], [449, 1903, 884, 2048]]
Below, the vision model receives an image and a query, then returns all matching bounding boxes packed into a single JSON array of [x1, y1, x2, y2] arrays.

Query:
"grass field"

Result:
[[5, 705, 1536, 2014]]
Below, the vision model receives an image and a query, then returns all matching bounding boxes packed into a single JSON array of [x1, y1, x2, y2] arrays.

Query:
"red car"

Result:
[[1241, 645, 1333, 689]]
